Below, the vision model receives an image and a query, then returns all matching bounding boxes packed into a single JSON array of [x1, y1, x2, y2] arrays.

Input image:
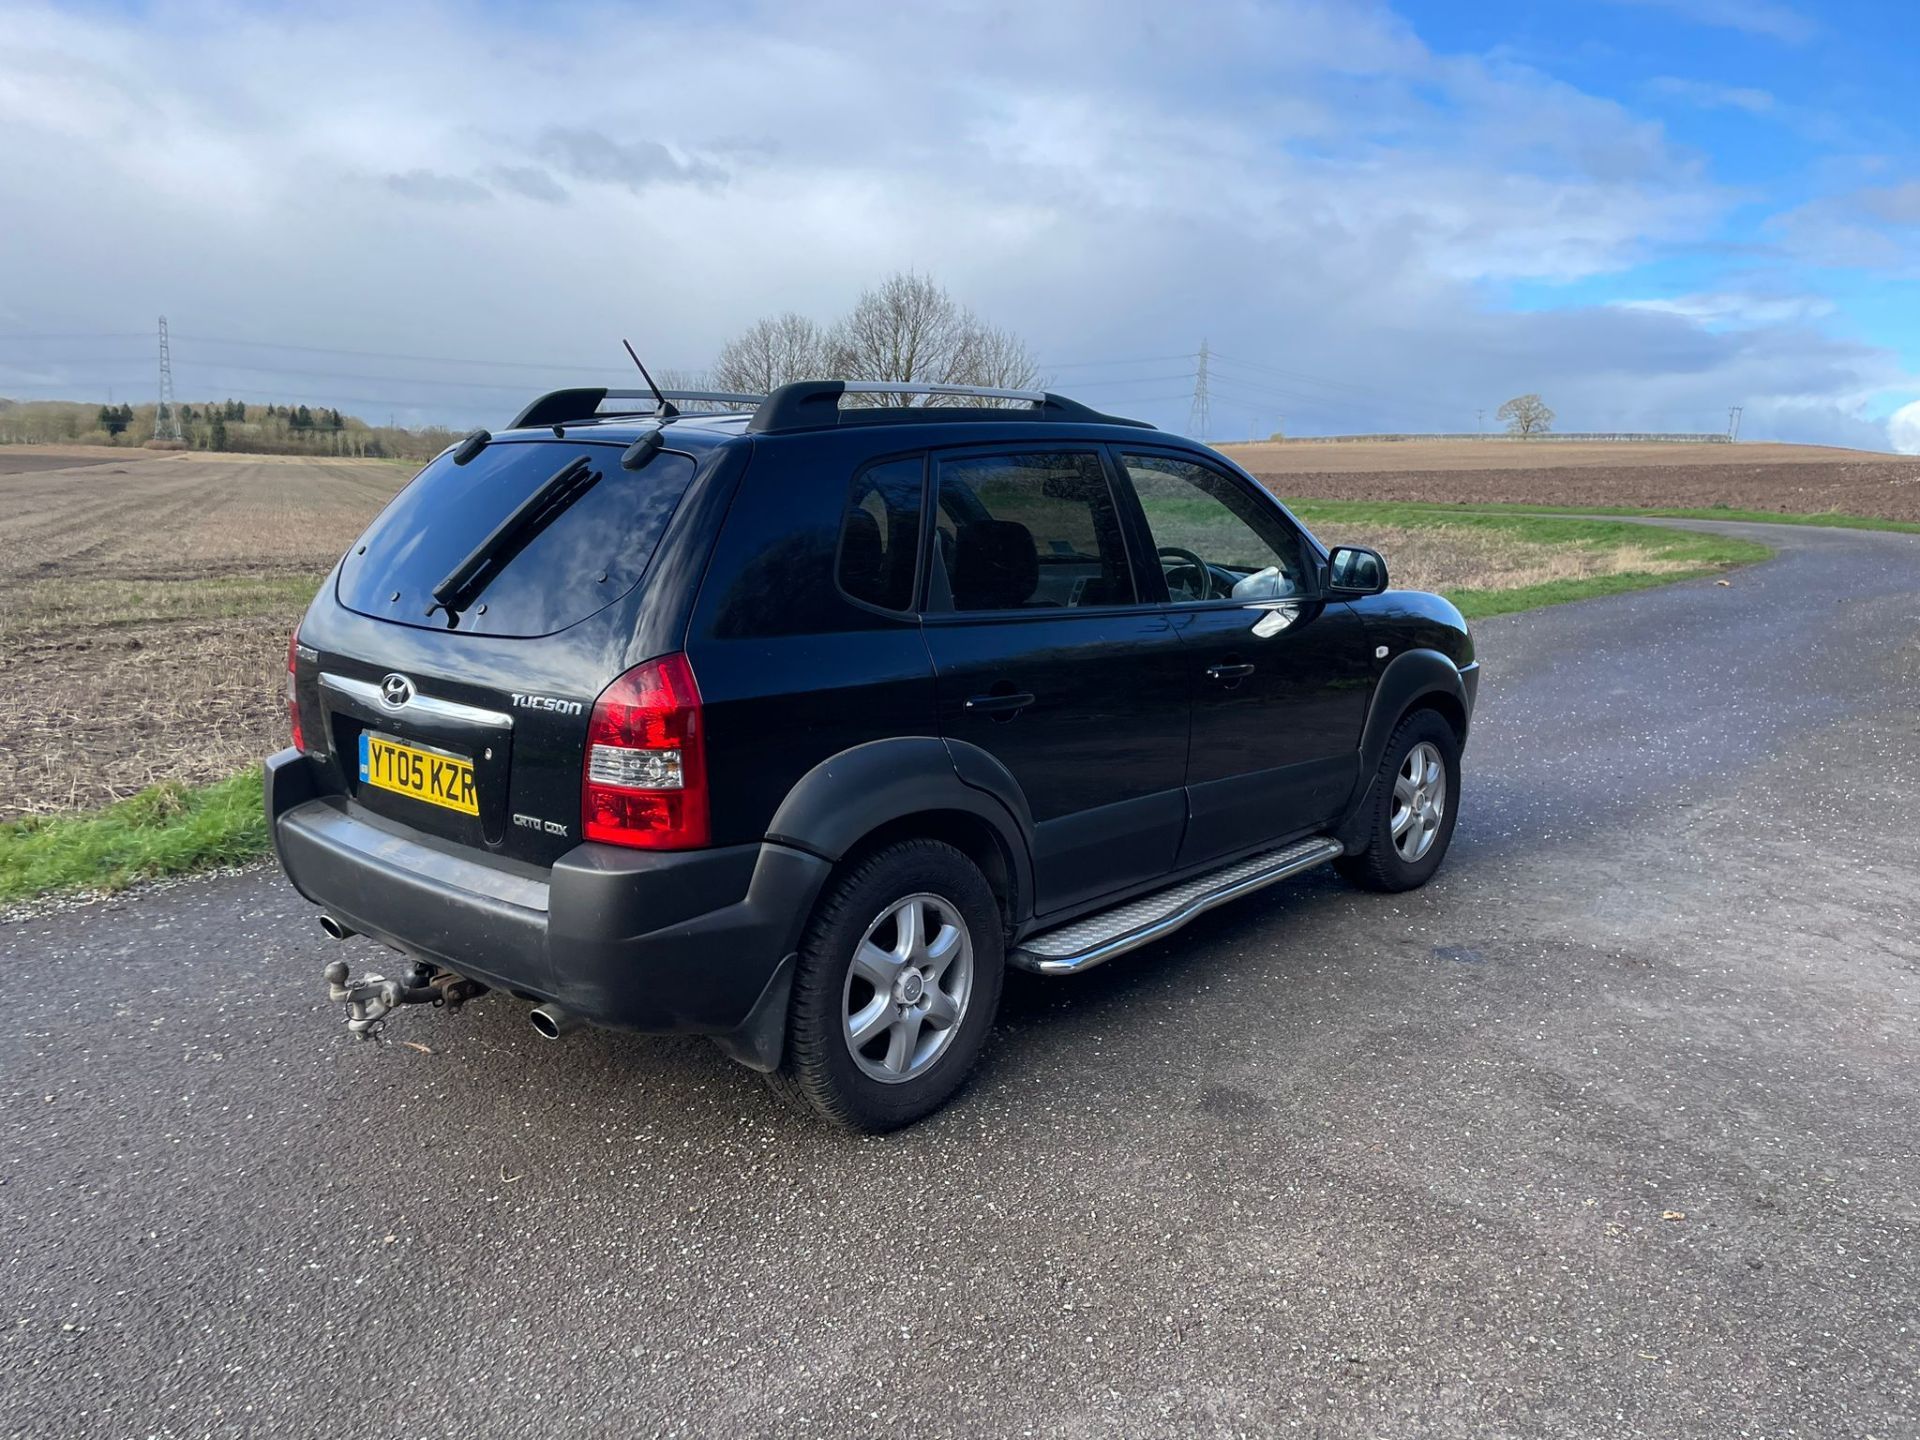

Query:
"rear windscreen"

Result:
[[336, 440, 695, 638]]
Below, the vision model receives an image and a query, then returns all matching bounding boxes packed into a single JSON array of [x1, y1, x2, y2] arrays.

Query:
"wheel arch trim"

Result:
[[1333, 648, 1469, 850], [1359, 647, 1470, 773], [765, 736, 1036, 922]]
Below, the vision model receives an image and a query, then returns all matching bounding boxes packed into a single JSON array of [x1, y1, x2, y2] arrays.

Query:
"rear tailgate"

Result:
[[292, 437, 701, 865]]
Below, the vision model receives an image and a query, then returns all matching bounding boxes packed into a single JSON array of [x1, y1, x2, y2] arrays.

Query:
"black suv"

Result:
[[268, 379, 1477, 1130]]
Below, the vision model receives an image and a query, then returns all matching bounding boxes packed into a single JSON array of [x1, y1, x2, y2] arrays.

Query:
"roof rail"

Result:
[[747, 380, 1153, 434], [510, 387, 765, 430]]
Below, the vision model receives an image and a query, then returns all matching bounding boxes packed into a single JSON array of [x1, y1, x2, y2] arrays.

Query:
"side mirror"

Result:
[[1327, 545, 1388, 596]]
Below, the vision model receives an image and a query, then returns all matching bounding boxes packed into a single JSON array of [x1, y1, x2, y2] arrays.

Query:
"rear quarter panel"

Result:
[[686, 432, 939, 849]]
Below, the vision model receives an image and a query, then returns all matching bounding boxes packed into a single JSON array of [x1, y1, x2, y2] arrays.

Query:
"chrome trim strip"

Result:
[[1010, 838, 1345, 976], [597, 388, 766, 408], [838, 380, 1047, 403], [320, 672, 513, 729]]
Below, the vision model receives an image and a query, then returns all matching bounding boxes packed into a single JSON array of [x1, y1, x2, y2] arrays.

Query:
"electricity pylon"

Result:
[[154, 316, 182, 442]]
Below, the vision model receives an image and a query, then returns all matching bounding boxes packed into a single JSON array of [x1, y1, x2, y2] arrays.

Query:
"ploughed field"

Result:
[[1220, 438, 1920, 521], [0, 449, 405, 818]]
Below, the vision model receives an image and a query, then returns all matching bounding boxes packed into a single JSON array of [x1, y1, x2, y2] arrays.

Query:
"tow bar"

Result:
[[323, 959, 487, 1038]]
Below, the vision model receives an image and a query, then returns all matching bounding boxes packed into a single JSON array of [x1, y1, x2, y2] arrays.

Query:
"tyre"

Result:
[[770, 839, 1004, 1131], [1335, 707, 1461, 893]]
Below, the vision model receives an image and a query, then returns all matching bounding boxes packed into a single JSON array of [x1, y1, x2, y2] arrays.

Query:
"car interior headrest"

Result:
[[951, 519, 1039, 610]]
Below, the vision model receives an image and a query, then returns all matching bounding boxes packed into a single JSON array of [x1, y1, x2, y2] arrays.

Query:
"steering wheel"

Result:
[[1157, 545, 1212, 601]]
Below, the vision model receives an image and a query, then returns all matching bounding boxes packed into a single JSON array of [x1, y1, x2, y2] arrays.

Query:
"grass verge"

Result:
[[1286, 501, 1773, 620], [0, 771, 268, 906]]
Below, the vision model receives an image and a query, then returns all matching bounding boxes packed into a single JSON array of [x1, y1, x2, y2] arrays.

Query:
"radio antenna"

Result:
[[621, 339, 677, 417]]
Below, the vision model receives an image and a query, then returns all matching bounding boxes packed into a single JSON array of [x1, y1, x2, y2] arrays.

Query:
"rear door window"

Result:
[[336, 440, 695, 638], [932, 451, 1136, 611]]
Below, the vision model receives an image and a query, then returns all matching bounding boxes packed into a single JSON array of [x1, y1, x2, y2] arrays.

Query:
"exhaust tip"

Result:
[[529, 1003, 579, 1040], [319, 915, 356, 941]]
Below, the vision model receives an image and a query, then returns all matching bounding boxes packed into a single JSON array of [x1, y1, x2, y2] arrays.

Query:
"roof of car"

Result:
[[488, 380, 1160, 451]]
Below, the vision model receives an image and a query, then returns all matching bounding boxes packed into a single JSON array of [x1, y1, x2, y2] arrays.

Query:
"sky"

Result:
[[1, 0, 1917, 449]]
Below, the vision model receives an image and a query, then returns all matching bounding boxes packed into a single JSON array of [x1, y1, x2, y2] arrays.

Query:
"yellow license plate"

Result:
[[358, 732, 478, 816]]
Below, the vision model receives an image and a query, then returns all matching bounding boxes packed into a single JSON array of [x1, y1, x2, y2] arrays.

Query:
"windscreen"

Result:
[[336, 440, 695, 638]]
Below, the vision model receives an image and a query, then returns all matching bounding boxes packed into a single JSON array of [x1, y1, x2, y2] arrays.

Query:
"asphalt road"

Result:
[[5, 519, 1917, 1439]]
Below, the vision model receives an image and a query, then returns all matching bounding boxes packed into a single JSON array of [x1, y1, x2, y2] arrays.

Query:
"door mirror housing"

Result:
[[1326, 545, 1388, 596]]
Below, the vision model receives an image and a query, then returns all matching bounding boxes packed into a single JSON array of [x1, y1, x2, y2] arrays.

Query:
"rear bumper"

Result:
[[265, 749, 830, 1057]]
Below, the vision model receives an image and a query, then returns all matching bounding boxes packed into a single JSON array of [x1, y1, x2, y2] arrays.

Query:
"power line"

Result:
[[1205, 372, 1398, 424], [1206, 350, 1467, 425], [173, 332, 624, 373], [4, 326, 1448, 425], [1207, 369, 1464, 432], [1207, 350, 1435, 404], [0, 329, 639, 376], [172, 359, 555, 392], [1036, 352, 1198, 371], [0, 376, 488, 416], [0, 331, 150, 342], [1055, 371, 1195, 392]]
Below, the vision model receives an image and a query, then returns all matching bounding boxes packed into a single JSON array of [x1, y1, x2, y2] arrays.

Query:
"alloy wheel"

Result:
[[842, 893, 974, 1084], [1391, 740, 1447, 862]]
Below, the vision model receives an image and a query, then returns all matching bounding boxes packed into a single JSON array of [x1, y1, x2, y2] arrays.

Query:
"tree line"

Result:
[[0, 397, 455, 460]]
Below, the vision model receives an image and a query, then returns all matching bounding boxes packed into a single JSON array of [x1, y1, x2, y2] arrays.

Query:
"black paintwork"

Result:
[[1169, 599, 1374, 868], [923, 608, 1190, 912], [272, 403, 1476, 1060]]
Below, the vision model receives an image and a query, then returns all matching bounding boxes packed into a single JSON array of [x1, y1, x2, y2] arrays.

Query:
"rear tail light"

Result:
[[582, 653, 709, 849], [286, 630, 306, 752]]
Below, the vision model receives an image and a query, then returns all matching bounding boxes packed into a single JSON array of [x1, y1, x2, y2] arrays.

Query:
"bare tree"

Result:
[[952, 317, 1040, 393], [710, 312, 827, 396], [650, 366, 733, 413], [1497, 393, 1554, 437], [714, 272, 1039, 408], [826, 272, 967, 404]]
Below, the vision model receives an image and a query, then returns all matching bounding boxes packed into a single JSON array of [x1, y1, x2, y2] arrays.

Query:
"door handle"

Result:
[[1206, 663, 1255, 682], [965, 691, 1035, 716]]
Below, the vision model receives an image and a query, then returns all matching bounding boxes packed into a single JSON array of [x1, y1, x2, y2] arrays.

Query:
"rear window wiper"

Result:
[[430, 453, 600, 618]]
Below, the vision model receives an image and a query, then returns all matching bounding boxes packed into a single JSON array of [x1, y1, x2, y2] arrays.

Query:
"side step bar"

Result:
[[1010, 837, 1345, 975]]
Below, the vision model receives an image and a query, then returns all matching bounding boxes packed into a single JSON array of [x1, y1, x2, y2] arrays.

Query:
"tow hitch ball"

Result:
[[323, 959, 485, 1038]]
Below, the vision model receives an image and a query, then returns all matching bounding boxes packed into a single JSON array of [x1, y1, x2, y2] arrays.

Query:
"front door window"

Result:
[[1120, 452, 1308, 603]]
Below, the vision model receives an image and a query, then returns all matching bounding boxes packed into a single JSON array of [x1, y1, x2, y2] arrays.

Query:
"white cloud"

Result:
[[1648, 77, 1776, 114], [1615, 292, 1836, 325], [1769, 182, 1920, 275], [0, 0, 1907, 449], [1890, 400, 1920, 455], [1600, 0, 1815, 45]]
